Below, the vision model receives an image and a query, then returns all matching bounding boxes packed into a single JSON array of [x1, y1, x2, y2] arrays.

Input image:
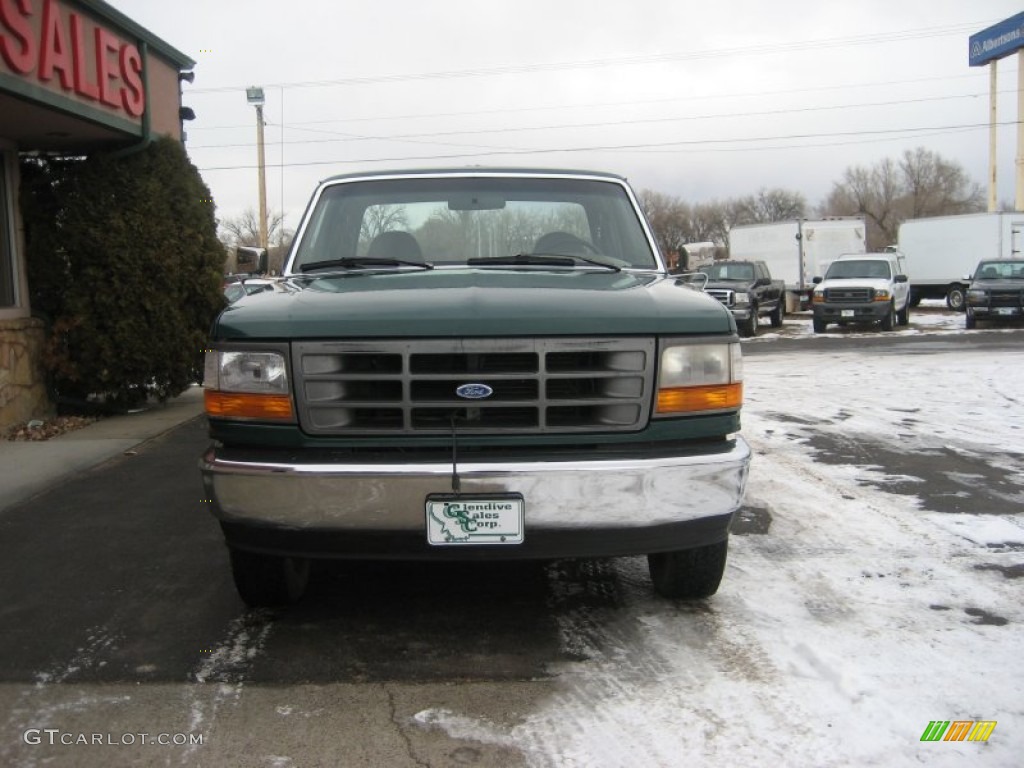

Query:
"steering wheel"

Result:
[[533, 231, 602, 257]]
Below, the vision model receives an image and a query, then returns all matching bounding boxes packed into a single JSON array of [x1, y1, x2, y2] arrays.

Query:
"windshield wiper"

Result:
[[299, 257, 433, 272], [467, 253, 622, 272]]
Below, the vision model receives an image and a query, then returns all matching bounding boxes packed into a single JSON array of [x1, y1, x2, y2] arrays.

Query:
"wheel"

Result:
[[648, 540, 728, 599], [946, 285, 966, 312], [896, 298, 910, 326], [880, 302, 895, 331], [229, 548, 310, 607], [812, 317, 827, 333], [740, 306, 757, 337], [965, 307, 976, 329], [769, 299, 784, 328], [909, 290, 922, 308]]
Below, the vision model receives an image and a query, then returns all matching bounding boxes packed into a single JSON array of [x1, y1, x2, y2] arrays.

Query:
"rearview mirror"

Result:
[[447, 194, 506, 211]]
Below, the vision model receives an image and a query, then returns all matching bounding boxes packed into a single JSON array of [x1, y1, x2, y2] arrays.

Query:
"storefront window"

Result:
[[0, 153, 14, 307]]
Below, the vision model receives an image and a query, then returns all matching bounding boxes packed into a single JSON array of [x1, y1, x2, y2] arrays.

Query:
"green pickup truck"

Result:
[[200, 168, 750, 606]]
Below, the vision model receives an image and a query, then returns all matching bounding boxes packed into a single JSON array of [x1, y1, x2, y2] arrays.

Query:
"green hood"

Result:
[[215, 269, 733, 339]]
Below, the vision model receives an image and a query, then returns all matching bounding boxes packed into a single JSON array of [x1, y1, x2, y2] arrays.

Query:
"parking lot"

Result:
[[1, 321, 1021, 767]]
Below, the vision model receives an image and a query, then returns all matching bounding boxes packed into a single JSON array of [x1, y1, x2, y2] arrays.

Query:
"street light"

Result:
[[246, 86, 269, 250]]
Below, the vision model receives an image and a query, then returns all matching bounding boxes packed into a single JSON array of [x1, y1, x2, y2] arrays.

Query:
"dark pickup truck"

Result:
[[965, 259, 1024, 329], [199, 168, 751, 607], [697, 260, 785, 337]]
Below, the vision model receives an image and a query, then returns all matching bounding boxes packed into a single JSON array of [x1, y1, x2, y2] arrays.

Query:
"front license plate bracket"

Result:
[[425, 493, 525, 546]]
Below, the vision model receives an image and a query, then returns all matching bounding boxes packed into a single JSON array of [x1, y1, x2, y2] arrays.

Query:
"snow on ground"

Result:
[[749, 299, 967, 340], [416, 328, 1023, 767]]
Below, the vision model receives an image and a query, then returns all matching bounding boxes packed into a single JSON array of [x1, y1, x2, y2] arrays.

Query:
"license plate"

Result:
[[426, 494, 525, 545], [841, 309, 855, 318], [995, 307, 1017, 316]]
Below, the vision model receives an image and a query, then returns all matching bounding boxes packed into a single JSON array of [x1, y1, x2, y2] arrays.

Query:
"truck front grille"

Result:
[[990, 289, 1023, 307], [824, 287, 873, 302], [706, 289, 733, 306], [292, 338, 656, 435]]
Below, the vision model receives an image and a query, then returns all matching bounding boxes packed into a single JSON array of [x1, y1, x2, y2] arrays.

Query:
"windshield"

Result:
[[974, 261, 1024, 279], [825, 259, 891, 280], [703, 263, 754, 281], [287, 176, 659, 272]]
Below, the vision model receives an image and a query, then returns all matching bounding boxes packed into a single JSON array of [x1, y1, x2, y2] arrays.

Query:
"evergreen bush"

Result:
[[20, 137, 225, 409]]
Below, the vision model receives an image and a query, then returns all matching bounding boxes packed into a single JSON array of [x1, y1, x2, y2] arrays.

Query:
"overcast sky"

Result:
[[109, 0, 1023, 234]]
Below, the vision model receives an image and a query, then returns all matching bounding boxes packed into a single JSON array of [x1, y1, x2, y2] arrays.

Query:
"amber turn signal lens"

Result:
[[204, 390, 294, 421], [656, 382, 743, 414]]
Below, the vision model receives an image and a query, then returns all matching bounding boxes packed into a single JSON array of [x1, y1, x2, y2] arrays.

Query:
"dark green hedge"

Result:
[[20, 136, 225, 408]]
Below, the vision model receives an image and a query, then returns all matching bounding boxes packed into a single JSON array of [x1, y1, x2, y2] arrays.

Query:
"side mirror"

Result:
[[812, 276, 823, 284], [894, 274, 908, 283]]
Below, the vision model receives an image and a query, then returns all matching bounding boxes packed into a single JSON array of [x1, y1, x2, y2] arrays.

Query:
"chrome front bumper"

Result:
[[200, 439, 751, 533]]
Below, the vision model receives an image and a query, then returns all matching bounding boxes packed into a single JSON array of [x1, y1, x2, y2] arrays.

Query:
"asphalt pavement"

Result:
[[0, 386, 206, 514]]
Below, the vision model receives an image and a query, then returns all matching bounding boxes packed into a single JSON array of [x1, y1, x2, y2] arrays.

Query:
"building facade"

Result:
[[0, 0, 194, 429]]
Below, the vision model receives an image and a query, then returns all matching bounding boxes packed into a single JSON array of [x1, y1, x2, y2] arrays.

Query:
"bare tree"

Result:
[[732, 188, 807, 225], [823, 160, 902, 250], [823, 148, 984, 250], [899, 147, 984, 219], [637, 189, 693, 262], [358, 205, 409, 252], [218, 207, 292, 249], [690, 201, 731, 248]]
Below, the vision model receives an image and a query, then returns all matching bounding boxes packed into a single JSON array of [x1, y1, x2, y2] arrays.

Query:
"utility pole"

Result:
[[246, 86, 269, 249]]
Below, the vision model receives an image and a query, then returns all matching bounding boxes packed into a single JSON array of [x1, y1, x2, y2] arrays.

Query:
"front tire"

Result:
[[229, 548, 310, 607], [897, 298, 910, 326], [812, 317, 827, 333], [739, 307, 757, 337], [965, 307, 977, 329], [880, 302, 896, 331], [769, 299, 784, 328], [648, 540, 728, 599]]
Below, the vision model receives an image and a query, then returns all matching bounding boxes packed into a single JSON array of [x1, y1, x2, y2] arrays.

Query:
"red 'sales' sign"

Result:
[[0, 0, 145, 117]]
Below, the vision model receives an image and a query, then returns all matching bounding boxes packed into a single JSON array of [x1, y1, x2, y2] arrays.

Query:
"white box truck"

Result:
[[897, 212, 1024, 310], [729, 218, 866, 310]]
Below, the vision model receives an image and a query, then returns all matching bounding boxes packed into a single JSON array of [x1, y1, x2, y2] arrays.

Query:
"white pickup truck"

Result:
[[811, 252, 911, 333]]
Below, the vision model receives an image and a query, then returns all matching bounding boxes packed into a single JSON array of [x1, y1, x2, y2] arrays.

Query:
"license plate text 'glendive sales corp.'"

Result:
[[425, 494, 525, 545]]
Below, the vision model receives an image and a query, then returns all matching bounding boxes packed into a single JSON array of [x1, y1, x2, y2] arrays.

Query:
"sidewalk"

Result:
[[0, 386, 206, 514]]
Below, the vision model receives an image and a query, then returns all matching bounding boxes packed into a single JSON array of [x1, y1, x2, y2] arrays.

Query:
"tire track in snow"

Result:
[[414, 557, 804, 767], [0, 626, 129, 768], [179, 609, 276, 765]]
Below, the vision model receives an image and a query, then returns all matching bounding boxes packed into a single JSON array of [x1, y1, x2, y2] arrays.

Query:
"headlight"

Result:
[[873, 289, 892, 302], [203, 348, 294, 421], [967, 289, 988, 303], [655, 342, 743, 415], [812, 291, 824, 304], [733, 292, 750, 305]]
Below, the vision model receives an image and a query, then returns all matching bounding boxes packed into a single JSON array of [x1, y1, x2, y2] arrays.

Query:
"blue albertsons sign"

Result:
[[970, 12, 1024, 67]]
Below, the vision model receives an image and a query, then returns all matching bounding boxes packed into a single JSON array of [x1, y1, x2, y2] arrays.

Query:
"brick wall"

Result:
[[0, 317, 52, 430]]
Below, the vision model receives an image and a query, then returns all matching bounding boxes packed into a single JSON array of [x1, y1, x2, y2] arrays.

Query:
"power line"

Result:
[[186, 72, 990, 133], [186, 90, 1000, 151], [196, 120, 1013, 172], [187, 21, 989, 95]]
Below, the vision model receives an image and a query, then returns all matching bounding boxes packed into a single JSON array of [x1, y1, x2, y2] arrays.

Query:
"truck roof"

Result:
[[319, 167, 629, 184], [837, 252, 896, 260]]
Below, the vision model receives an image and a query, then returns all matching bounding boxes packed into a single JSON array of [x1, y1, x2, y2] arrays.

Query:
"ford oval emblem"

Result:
[[456, 383, 493, 400]]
